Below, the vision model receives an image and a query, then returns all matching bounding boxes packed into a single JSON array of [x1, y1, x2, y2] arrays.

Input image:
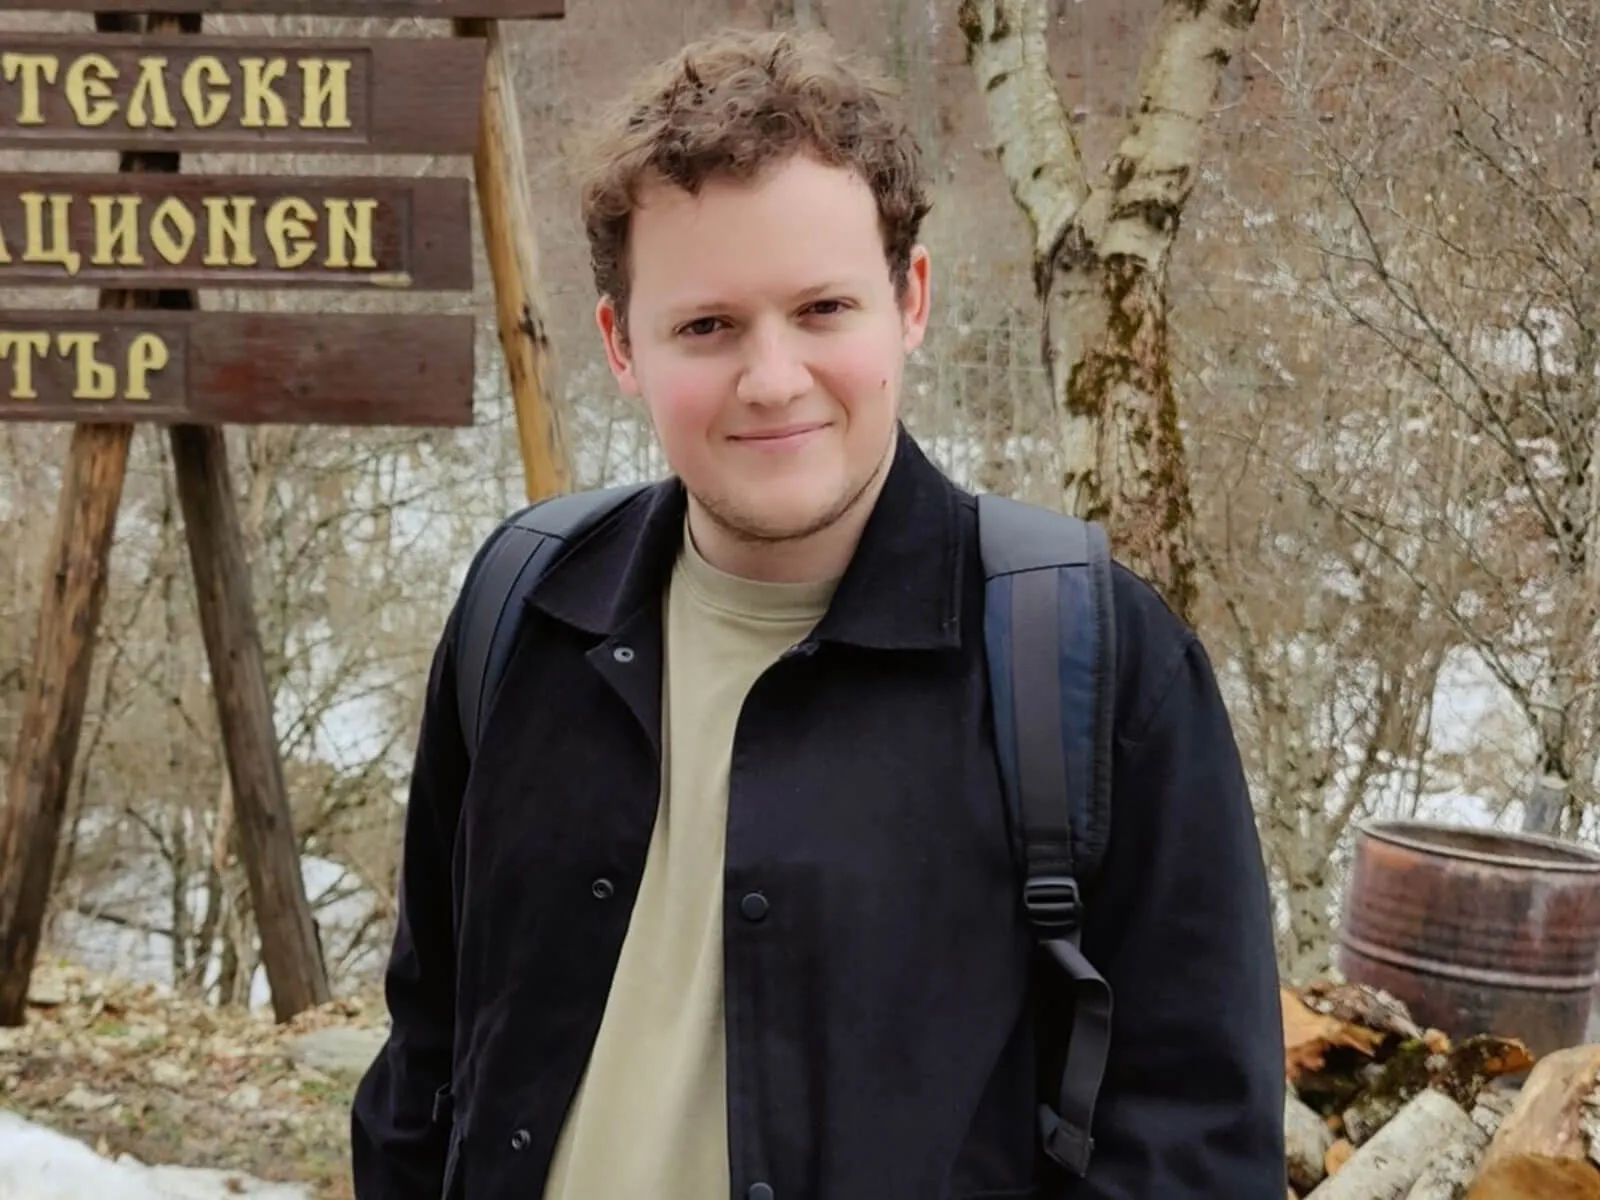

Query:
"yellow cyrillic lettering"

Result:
[[126, 333, 169, 400], [149, 196, 197, 265], [55, 333, 117, 400], [324, 199, 377, 269], [265, 197, 315, 268], [2, 54, 59, 125], [182, 55, 228, 127], [300, 58, 351, 130], [0, 332, 51, 399], [241, 57, 288, 129], [201, 197, 257, 267], [64, 54, 118, 127], [0, 224, 11, 264], [21, 193, 82, 275], [89, 195, 144, 266], [128, 56, 177, 128]]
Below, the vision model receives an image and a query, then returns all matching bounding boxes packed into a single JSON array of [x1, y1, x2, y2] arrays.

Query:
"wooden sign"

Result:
[[0, 310, 474, 425], [0, 0, 575, 1045], [0, 174, 472, 290], [0, 35, 486, 154], [3, 0, 562, 14]]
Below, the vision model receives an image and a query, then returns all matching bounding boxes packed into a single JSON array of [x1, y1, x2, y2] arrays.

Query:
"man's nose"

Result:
[[736, 324, 812, 407]]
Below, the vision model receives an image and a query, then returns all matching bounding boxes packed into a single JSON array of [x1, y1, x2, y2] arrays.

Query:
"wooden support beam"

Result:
[[0, 419, 133, 1024], [0, 10, 178, 1028], [455, 17, 571, 501], [171, 423, 329, 1020]]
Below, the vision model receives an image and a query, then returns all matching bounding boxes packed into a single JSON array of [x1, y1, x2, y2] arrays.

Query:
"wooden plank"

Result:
[[0, 421, 132, 1025], [0, 34, 487, 155], [0, 8, 182, 1030], [171, 422, 332, 1022], [455, 16, 569, 500], [0, 173, 472, 290], [0, 310, 474, 425], [4, 0, 562, 15]]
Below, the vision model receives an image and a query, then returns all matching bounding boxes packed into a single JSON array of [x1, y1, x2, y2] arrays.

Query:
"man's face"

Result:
[[597, 155, 931, 548]]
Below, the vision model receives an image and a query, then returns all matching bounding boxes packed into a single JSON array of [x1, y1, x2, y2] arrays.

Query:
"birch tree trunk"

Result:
[[962, 0, 1260, 619]]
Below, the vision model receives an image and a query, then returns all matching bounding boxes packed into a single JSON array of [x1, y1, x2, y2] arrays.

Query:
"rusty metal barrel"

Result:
[[1337, 820, 1600, 1056]]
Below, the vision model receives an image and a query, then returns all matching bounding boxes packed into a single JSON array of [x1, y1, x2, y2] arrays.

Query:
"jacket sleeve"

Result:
[[351, 599, 470, 1200], [1063, 613, 1286, 1198]]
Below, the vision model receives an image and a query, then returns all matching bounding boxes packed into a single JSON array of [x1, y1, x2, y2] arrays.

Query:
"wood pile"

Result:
[[1282, 980, 1600, 1198]]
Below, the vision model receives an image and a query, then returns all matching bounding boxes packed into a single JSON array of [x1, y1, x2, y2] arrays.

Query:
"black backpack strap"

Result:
[[456, 483, 648, 756], [977, 493, 1116, 1178]]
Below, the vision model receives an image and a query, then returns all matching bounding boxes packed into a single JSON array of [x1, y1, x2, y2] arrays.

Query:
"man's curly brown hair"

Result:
[[576, 27, 932, 339]]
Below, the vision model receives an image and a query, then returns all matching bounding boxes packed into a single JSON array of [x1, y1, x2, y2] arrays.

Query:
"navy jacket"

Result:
[[350, 431, 1285, 1199]]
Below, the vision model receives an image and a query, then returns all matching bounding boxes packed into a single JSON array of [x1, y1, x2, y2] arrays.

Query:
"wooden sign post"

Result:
[[0, 0, 568, 1027]]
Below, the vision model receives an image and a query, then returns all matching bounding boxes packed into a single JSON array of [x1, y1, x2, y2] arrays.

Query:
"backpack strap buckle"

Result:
[[1023, 875, 1082, 935]]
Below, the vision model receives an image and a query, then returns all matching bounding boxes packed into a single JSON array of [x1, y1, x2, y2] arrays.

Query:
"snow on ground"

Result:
[[0, 1110, 309, 1200]]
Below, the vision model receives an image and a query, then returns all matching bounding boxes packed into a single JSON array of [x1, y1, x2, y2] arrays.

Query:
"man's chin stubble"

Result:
[[698, 440, 894, 547]]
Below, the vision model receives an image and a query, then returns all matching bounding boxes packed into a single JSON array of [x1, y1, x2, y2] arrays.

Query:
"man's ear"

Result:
[[899, 245, 932, 354], [597, 296, 640, 397]]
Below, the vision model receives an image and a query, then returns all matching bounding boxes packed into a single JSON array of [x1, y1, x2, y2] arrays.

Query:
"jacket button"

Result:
[[739, 892, 770, 922], [591, 878, 614, 900], [612, 644, 635, 663], [510, 1128, 531, 1151], [748, 1184, 775, 1200]]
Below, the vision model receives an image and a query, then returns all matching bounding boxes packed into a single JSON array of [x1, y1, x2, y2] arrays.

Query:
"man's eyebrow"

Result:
[[790, 280, 863, 301], [662, 298, 734, 320], [662, 281, 867, 320]]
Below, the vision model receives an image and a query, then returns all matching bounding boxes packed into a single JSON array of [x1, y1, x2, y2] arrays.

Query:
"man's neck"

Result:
[[686, 440, 895, 585]]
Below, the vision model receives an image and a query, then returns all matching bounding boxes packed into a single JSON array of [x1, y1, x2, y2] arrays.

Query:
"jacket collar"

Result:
[[527, 427, 966, 652]]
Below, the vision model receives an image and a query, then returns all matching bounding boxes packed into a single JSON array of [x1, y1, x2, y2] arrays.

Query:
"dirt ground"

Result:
[[0, 963, 387, 1200]]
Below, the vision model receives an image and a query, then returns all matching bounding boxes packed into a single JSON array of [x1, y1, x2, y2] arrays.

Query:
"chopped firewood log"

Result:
[[1285, 986, 1387, 1085], [1479, 1044, 1600, 1168], [1465, 1155, 1600, 1199], [1305, 1089, 1486, 1200], [1470, 1086, 1518, 1141], [1581, 1086, 1600, 1163], [1403, 1130, 1487, 1200], [1288, 1091, 1337, 1193], [1430, 1037, 1536, 1109], [1344, 1039, 1437, 1145], [1326, 1138, 1354, 1177], [1344, 1035, 1536, 1145], [1300, 979, 1424, 1042]]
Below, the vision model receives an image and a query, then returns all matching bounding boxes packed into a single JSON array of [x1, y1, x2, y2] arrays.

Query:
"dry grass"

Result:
[[0, 962, 387, 1200]]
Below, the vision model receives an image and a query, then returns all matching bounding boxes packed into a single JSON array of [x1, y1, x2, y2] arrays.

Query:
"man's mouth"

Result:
[[729, 422, 830, 447]]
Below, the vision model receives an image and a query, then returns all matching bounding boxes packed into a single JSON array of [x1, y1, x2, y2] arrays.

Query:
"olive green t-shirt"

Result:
[[541, 523, 837, 1199]]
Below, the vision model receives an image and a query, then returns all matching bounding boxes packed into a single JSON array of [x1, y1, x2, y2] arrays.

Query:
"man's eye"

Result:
[[807, 299, 849, 316], [680, 317, 725, 337]]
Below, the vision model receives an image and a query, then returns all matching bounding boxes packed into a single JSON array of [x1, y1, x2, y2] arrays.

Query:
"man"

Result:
[[351, 26, 1284, 1200]]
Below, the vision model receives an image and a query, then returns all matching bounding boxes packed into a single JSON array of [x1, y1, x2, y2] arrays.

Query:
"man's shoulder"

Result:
[[956, 488, 1199, 706], [956, 486, 1205, 743], [1106, 558, 1204, 742]]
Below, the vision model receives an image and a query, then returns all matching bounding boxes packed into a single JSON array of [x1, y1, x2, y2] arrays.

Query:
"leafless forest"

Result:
[[1, 0, 1593, 1005]]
